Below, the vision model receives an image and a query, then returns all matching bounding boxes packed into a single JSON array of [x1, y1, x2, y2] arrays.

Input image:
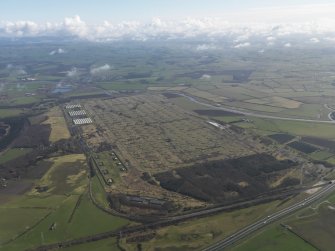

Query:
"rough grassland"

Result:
[[121, 201, 280, 251], [61, 238, 119, 251], [29, 154, 87, 196], [43, 106, 70, 142]]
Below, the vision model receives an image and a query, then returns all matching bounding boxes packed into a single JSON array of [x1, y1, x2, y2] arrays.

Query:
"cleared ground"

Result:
[[80, 94, 282, 206], [83, 94, 256, 173]]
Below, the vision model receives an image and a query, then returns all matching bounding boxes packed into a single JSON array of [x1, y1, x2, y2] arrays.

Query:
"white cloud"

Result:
[[325, 37, 335, 42], [200, 74, 211, 80], [284, 42, 292, 47], [63, 15, 87, 37], [233, 42, 250, 48], [196, 44, 216, 51], [50, 48, 66, 55], [1, 5, 335, 42], [90, 64, 112, 75], [310, 37, 320, 43], [67, 67, 78, 77]]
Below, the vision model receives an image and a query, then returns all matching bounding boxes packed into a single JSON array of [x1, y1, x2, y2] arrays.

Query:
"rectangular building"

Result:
[[73, 118, 93, 125], [68, 110, 87, 117], [65, 104, 82, 109]]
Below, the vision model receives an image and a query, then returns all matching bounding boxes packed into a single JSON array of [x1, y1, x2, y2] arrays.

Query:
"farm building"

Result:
[[73, 118, 93, 125], [65, 104, 81, 109], [68, 110, 87, 117]]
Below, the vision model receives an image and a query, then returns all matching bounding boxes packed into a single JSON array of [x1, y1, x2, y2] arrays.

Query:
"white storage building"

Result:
[[69, 110, 87, 117], [73, 118, 93, 125]]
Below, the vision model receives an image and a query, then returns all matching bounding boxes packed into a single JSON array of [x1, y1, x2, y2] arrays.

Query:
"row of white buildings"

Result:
[[65, 104, 93, 125]]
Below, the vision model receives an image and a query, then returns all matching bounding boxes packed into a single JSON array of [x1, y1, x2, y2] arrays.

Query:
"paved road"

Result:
[[203, 182, 335, 251], [176, 93, 335, 124]]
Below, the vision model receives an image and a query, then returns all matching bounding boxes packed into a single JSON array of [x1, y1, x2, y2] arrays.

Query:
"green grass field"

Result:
[[91, 176, 109, 208], [228, 190, 335, 251], [0, 207, 50, 244], [2, 193, 130, 251], [309, 150, 334, 161], [0, 148, 32, 164], [6, 195, 68, 209], [286, 201, 335, 251], [230, 225, 316, 251], [237, 118, 335, 139], [168, 96, 211, 111], [67, 193, 130, 238], [1, 154, 131, 251], [0, 109, 24, 118], [10, 96, 40, 105]]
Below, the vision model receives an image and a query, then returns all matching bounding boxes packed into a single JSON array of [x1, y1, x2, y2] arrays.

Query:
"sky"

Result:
[[1, 0, 335, 42], [0, 0, 334, 22]]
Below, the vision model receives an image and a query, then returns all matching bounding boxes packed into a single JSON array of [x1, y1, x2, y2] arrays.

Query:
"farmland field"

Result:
[[0, 109, 24, 118], [0, 148, 32, 164], [302, 136, 335, 150], [288, 141, 319, 154], [237, 118, 335, 139], [234, 191, 335, 251], [268, 133, 295, 144], [230, 225, 316, 251], [0, 153, 131, 251], [287, 201, 335, 251]]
